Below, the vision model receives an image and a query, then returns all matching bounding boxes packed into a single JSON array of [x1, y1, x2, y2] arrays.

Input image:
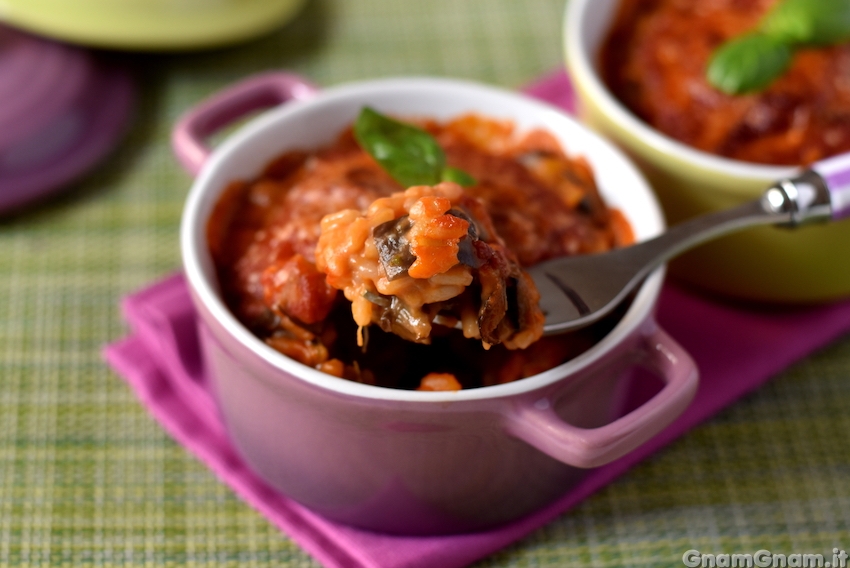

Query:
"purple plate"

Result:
[[0, 25, 134, 213]]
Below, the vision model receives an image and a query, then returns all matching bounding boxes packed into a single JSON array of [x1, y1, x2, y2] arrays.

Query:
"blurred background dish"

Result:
[[564, 0, 850, 303], [0, 0, 307, 51], [0, 25, 134, 213]]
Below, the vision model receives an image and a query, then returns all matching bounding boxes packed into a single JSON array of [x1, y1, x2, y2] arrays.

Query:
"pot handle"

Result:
[[171, 72, 319, 176], [503, 324, 698, 469]]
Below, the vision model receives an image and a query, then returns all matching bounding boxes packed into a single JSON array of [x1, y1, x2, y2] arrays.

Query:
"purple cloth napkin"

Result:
[[103, 70, 850, 568]]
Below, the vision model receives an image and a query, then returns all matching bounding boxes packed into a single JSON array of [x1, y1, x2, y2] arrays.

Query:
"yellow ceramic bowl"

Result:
[[0, 0, 306, 51], [563, 0, 850, 303]]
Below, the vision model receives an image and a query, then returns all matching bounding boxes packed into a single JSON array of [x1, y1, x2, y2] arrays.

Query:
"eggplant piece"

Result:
[[373, 209, 486, 280], [373, 215, 416, 280], [368, 206, 543, 349]]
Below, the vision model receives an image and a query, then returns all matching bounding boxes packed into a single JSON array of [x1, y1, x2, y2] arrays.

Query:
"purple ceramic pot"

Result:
[[174, 73, 699, 535]]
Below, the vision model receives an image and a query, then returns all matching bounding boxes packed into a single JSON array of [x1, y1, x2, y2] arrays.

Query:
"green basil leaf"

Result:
[[761, 0, 850, 45], [706, 33, 794, 95], [706, 0, 850, 94], [441, 166, 476, 187], [354, 107, 445, 187]]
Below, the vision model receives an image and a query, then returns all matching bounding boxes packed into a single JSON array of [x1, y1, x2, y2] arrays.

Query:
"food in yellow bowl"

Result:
[[599, 0, 850, 166], [565, 0, 850, 302]]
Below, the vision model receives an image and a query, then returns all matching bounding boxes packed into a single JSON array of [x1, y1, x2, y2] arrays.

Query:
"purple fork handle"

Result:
[[812, 152, 850, 220], [503, 325, 698, 469], [171, 72, 319, 176]]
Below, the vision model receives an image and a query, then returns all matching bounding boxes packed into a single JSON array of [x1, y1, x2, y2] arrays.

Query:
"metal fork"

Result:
[[531, 153, 850, 335]]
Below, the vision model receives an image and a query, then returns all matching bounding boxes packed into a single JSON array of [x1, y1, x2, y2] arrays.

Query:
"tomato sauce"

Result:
[[208, 115, 633, 390], [601, 0, 850, 165]]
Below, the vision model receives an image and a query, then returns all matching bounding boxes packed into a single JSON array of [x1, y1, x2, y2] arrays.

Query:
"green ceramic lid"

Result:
[[0, 0, 306, 51]]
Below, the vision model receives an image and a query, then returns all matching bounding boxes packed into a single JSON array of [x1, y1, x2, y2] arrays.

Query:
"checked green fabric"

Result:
[[1, 1, 849, 566]]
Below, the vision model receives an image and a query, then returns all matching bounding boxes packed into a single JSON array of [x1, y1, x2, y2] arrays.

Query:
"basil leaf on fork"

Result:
[[354, 107, 475, 188]]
